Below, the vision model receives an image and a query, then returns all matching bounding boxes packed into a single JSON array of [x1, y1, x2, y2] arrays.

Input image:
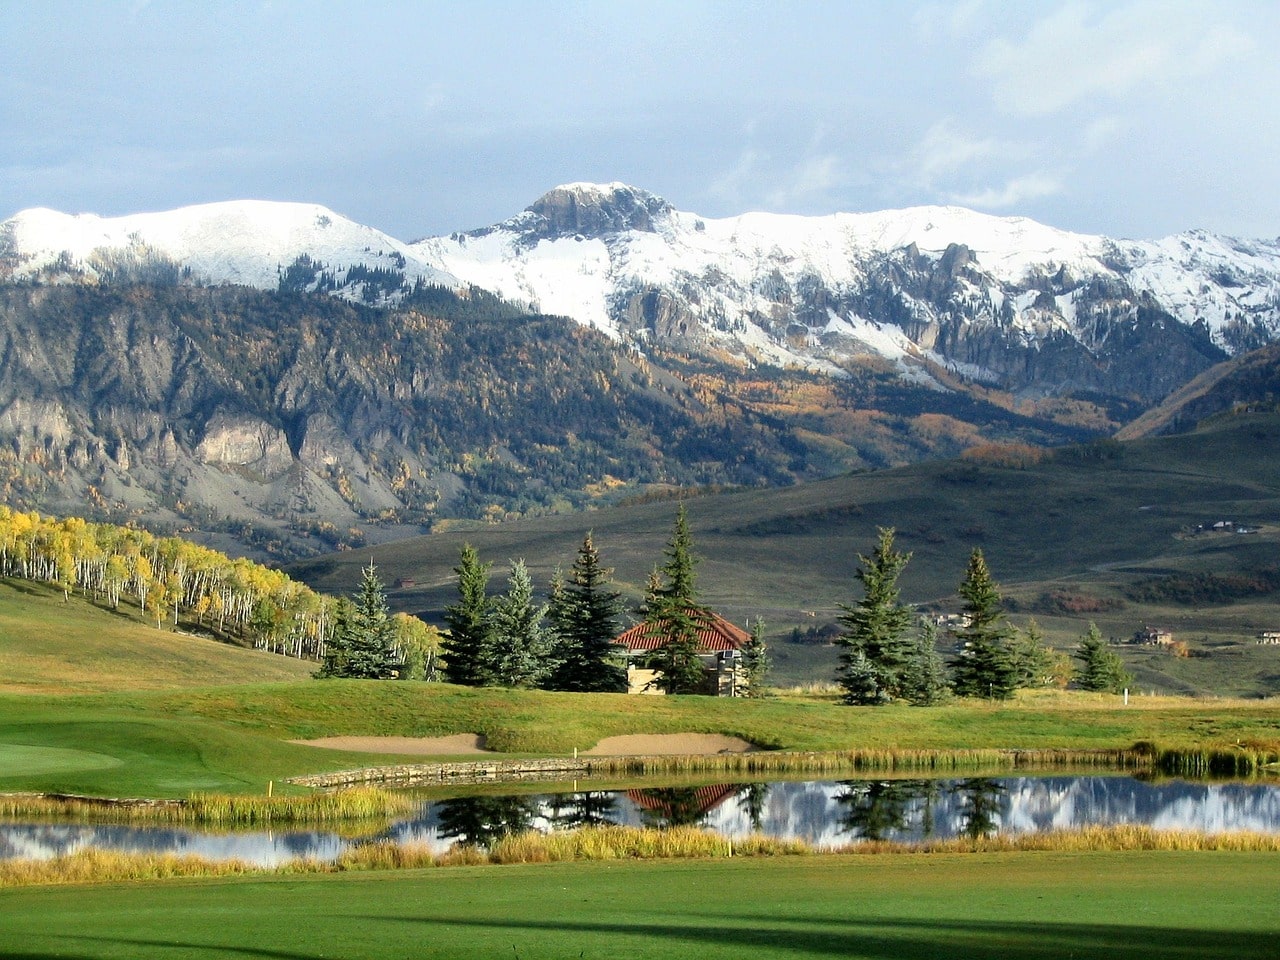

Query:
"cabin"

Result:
[[1134, 626, 1174, 646], [1258, 632, 1280, 645], [615, 611, 750, 696]]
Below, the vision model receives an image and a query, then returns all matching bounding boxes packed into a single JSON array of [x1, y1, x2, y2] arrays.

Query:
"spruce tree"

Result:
[[900, 620, 950, 705], [315, 597, 353, 678], [547, 532, 628, 693], [482, 559, 553, 688], [343, 561, 399, 679], [950, 549, 1018, 699], [1009, 618, 1057, 689], [741, 618, 771, 698], [442, 544, 491, 686], [1074, 622, 1134, 693], [643, 505, 711, 694], [836, 527, 914, 704]]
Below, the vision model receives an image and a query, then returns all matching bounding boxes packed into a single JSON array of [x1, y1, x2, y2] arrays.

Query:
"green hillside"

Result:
[[0, 579, 313, 693], [292, 411, 1280, 696]]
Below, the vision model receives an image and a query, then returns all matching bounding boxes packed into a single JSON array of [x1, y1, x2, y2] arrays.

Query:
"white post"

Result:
[[1123, 688, 1129, 706]]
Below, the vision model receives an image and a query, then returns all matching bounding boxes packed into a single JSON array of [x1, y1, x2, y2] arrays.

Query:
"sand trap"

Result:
[[290, 734, 488, 755], [584, 733, 759, 756]]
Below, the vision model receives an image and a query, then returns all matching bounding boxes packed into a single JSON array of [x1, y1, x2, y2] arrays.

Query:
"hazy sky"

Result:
[[4, 1, 1278, 240]]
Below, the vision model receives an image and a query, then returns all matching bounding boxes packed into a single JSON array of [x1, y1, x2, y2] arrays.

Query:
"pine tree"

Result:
[[442, 544, 491, 686], [315, 597, 353, 678], [546, 532, 628, 693], [643, 505, 711, 694], [342, 562, 399, 679], [741, 618, 771, 698], [1074, 622, 1134, 693], [482, 559, 553, 688], [900, 620, 950, 705], [836, 527, 914, 704], [1009, 618, 1057, 689], [950, 549, 1018, 699]]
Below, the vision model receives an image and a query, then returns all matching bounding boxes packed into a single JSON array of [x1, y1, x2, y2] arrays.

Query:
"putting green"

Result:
[[0, 743, 124, 777]]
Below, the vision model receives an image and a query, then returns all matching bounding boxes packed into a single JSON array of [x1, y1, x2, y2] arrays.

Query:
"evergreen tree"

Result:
[[481, 559, 553, 688], [1074, 622, 1134, 693], [836, 527, 914, 704], [342, 561, 399, 679], [741, 618, 771, 698], [900, 620, 950, 705], [546, 532, 628, 692], [1009, 618, 1057, 689], [315, 597, 353, 678], [643, 505, 711, 694], [950, 549, 1018, 699], [442, 544, 491, 686]]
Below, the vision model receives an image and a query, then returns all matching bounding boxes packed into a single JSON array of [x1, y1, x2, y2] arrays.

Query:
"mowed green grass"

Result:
[[0, 852, 1277, 959], [0, 579, 313, 693], [3, 680, 1279, 797]]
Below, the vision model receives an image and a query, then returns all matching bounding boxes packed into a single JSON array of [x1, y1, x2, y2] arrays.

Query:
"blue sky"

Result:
[[4, 0, 1277, 240]]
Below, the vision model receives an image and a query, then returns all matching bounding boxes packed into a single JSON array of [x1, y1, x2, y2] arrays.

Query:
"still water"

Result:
[[4, 775, 1280, 867]]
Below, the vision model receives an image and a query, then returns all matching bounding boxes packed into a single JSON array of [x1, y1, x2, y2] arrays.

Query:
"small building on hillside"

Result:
[[1134, 626, 1174, 646], [1258, 631, 1280, 645], [615, 612, 750, 696]]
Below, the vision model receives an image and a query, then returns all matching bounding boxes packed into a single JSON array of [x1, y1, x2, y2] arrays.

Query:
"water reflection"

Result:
[[4, 775, 1280, 866]]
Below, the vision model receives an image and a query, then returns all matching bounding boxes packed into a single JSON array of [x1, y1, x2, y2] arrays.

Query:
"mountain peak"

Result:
[[523, 182, 674, 239]]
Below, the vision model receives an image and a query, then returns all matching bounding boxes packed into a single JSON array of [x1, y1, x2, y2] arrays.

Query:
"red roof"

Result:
[[616, 611, 750, 654]]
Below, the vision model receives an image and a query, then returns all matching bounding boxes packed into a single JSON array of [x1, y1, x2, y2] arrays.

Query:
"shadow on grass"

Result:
[[364, 912, 1277, 959], [33, 935, 323, 960]]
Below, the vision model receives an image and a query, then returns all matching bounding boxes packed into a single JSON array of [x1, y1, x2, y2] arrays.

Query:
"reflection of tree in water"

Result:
[[435, 795, 538, 848], [737, 783, 769, 832], [547, 791, 620, 829], [953, 778, 1005, 839], [834, 780, 928, 841]]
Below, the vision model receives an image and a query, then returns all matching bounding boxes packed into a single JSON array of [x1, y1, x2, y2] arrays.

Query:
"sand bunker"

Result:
[[290, 734, 488, 755], [583, 733, 759, 756]]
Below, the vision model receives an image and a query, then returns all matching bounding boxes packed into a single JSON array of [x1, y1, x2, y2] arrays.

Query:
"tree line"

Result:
[[0, 507, 438, 675], [836, 527, 1133, 705]]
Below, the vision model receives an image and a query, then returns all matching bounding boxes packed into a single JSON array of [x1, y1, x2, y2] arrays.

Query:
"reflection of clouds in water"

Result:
[[5, 778, 1280, 864]]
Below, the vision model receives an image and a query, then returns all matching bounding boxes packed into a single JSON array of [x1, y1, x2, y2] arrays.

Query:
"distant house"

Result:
[[615, 611, 750, 696], [394, 577, 416, 589], [1134, 626, 1173, 646], [1258, 632, 1280, 645]]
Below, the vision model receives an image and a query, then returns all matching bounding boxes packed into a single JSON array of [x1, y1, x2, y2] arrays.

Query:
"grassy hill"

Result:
[[0, 579, 314, 693], [291, 411, 1280, 696]]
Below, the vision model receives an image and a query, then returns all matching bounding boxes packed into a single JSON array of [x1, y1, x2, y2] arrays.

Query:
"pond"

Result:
[[4, 774, 1280, 867]]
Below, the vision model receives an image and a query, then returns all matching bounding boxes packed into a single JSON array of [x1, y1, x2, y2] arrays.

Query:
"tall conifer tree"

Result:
[[643, 505, 711, 694], [547, 532, 628, 692], [836, 527, 914, 704], [950, 548, 1018, 699], [442, 544, 491, 686]]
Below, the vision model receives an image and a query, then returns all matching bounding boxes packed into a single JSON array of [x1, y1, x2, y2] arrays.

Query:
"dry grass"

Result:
[[6, 824, 1279, 888], [0, 786, 416, 825]]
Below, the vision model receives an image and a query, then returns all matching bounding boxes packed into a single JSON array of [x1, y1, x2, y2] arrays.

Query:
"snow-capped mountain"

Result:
[[414, 182, 1280, 393], [4, 184, 1279, 399], [0, 200, 458, 301]]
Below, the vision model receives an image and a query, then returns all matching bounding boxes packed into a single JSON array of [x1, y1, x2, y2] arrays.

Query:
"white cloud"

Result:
[[949, 172, 1064, 209], [912, 119, 1022, 185], [764, 154, 841, 209], [974, 2, 1254, 116]]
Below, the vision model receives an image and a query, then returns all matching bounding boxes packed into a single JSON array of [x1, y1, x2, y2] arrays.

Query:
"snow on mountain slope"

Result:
[[2, 200, 458, 298], [411, 183, 1280, 380]]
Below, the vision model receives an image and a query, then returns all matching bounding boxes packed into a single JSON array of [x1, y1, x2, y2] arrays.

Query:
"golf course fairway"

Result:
[[1, 850, 1277, 959]]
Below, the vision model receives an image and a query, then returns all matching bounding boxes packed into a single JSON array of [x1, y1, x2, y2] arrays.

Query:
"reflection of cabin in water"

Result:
[[615, 612, 750, 696], [1134, 626, 1174, 646], [626, 784, 739, 825]]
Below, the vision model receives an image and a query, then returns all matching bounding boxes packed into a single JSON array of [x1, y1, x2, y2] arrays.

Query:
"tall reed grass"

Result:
[[6, 824, 1279, 888], [0, 786, 416, 825]]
